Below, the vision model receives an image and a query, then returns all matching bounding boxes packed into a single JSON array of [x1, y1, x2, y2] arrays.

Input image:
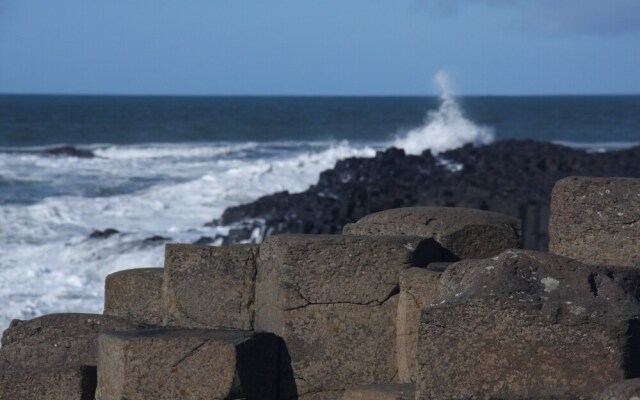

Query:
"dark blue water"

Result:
[[1, 95, 639, 147]]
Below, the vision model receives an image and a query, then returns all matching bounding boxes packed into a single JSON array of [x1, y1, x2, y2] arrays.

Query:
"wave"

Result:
[[393, 71, 495, 155]]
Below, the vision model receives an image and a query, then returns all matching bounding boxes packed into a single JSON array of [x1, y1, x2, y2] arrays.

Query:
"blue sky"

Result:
[[0, 0, 638, 95]]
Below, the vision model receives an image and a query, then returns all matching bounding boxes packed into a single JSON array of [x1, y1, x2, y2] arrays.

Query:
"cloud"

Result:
[[420, 0, 640, 36]]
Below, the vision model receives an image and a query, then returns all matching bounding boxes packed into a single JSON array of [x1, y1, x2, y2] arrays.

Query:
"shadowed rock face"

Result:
[[219, 140, 640, 250]]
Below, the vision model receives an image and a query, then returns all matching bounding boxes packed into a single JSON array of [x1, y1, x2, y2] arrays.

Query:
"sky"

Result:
[[0, 0, 639, 96]]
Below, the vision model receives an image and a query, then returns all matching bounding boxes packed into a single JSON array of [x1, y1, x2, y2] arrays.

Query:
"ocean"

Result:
[[1, 88, 639, 330]]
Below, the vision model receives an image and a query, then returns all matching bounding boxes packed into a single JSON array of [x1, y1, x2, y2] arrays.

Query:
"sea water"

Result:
[[1, 80, 639, 330]]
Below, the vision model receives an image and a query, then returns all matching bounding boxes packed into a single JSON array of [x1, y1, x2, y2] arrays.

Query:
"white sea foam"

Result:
[[394, 71, 494, 155], [0, 140, 378, 330]]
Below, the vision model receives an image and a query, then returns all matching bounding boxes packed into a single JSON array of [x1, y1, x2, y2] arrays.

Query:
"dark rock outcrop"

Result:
[[42, 146, 95, 158], [219, 140, 640, 250]]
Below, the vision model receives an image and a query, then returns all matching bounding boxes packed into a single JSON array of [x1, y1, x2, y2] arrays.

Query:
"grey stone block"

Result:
[[96, 329, 277, 400], [162, 243, 258, 330], [343, 384, 415, 400], [343, 207, 521, 260], [396, 268, 441, 383], [0, 366, 96, 400], [0, 313, 142, 368], [104, 268, 164, 326], [549, 176, 640, 267], [256, 234, 429, 398]]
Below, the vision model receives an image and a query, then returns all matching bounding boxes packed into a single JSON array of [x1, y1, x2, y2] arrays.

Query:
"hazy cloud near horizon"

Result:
[[421, 0, 640, 36]]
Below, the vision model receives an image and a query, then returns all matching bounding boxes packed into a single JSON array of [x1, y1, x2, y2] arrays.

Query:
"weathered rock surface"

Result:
[[104, 268, 164, 326], [416, 250, 640, 400], [597, 378, 640, 400], [0, 366, 97, 400], [220, 140, 640, 250], [0, 313, 142, 368], [96, 329, 278, 400], [162, 243, 258, 330], [343, 384, 416, 400], [344, 207, 521, 260], [396, 268, 442, 383], [256, 234, 430, 398], [549, 176, 640, 267]]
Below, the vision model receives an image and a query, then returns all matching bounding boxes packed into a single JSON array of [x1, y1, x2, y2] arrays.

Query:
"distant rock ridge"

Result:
[[219, 139, 640, 250]]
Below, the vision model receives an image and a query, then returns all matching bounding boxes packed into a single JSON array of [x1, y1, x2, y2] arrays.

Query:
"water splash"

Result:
[[394, 71, 494, 155]]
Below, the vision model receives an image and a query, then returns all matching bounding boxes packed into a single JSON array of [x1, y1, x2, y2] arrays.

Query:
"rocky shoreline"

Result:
[[1, 175, 640, 399], [218, 140, 640, 250]]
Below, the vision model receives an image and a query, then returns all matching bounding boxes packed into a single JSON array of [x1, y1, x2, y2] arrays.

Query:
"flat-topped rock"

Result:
[[396, 268, 442, 383], [0, 313, 142, 368], [162, 243, 258, 330], [256, 234, 428, 398], [343, 383, 415, 400], [96, 329, 277, 400], [550, 176, 640, 267], [343, 207, 521, 260], [104, 268, 163, 326], [0, 366, 97, 400], [257, 234, 435, 308]]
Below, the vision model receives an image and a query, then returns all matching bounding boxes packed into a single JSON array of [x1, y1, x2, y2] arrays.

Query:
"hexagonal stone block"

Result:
[[104, 268, 163, 326], [0, 313, 142, 368], [162, 243, 258, 330], [256, 234, 433, 398], [550, 176, 640, 267], [416, 250, 640, 400], [343, 207, 521, 260], [0, 366, 96, 400], [343, 384, 415, 400], [96, 329, 277, 400]]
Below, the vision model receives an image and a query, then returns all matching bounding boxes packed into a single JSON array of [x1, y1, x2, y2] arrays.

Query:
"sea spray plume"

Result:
[[393, 71, 494, 155]]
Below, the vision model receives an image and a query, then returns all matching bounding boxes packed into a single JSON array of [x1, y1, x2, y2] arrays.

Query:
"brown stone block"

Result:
[[343, 207, 521, 260], [256, 234, 427, 397], [417, 298, 639, 400], [549, 176, 640, 267], [0, 313, 141, 368], [95, 329, 277, 400], [162, 243, 258, 330], [396, 268, 441, 383], [597, 378, 640, 400], [343, 383, 415, 400], [104, 268, 163, 326], [0, 366, 96, 400]]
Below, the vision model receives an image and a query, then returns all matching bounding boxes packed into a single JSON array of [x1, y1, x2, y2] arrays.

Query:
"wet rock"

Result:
[[96, 329, 278, 400], [42, 145, 95, 158], [220, 140, 640, 250], [89, 228, 119, 239], [549, 176, 640, 267], [143, 235, 170, 243], [103, 268, 164, 326]]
